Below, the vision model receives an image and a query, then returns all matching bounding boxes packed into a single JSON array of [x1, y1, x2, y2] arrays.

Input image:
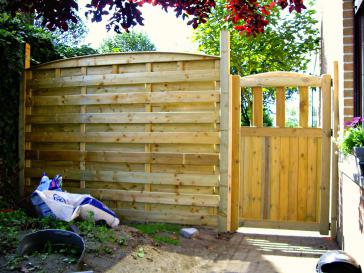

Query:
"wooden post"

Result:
[[300, 86, 309, 127], [219, 30, 230, 231], [330, 61, 339, 238], [320, 74, 332, 235], [252, 87, 263, 127], [19, 43, 31, 197], [276, 87, 285, 127], [228, 75, 241, 231]]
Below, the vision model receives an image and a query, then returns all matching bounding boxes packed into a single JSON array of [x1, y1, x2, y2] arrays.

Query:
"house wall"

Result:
[[321, 0, 364, 266]]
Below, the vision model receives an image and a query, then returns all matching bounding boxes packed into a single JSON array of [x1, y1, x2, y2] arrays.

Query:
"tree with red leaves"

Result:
[[0, 0, 306, 36]]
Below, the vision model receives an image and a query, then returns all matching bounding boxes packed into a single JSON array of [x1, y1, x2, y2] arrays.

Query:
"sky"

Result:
[[80, 4, 197, 52]]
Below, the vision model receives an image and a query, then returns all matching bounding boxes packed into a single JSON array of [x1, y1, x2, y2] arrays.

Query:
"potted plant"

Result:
[[338, 117, 364, 176]]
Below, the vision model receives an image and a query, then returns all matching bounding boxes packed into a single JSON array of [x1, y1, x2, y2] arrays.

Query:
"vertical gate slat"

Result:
[[307, 137, 318, 222], [279, 137, 289, 220], [288, 137, 299, 220], [270, 136, 280, 220], [276, 87, 286, 127], [80, 67, 87, 189], [252, 87, 263, 127], [299, 86, 309, 128], [298, 137, 308, 221]]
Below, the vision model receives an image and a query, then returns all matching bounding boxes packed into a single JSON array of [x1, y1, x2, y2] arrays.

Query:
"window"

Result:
[[354, 0, 364, 115]]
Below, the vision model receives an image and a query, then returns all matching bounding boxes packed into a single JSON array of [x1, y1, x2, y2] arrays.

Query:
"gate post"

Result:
[[228, 75, 241, 231], [320, 74, 332, 235]]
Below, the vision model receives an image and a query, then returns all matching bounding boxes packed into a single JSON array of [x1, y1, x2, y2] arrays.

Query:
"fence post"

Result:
[[320, 74, 332, 235], [228, 75, 241, 231], [19, 43, 31, 198], [219, 30, 230, 231]]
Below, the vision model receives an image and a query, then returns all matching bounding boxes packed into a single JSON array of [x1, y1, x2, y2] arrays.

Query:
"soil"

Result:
[[0, 225, 236, 273]]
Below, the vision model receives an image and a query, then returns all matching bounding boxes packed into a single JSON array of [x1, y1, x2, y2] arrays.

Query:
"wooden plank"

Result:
[[241, 137, 251, 219], [331, 61, 339, 238], [252, 87, 263, 127], [297, 137, 308, 221], [307, 137, 318, 222], [299, 86, 309, 128], [269, 136, 280, 220], [71, 188, 220, 207], [240, 72, 322, 87], [320, 74, 332, 235], [80, 66, 87, 189], [279, 137, 289, 220], [115, 209, 218, 226], [276, 87, 285, 127], [26, 132, 220, 144], [31, 91, 221, 106], [287, 137, 299, 221], [229, 75, 241, 231], [241, 127, 322, 137], [219, 30, 230, 231], [262, 137, 271, 219], [32, 52, 219, 70], [29, 69, 220, 89], [28, 112, 220, 124], [26, 168, 220, 186], [239, 219, 320, 231], [251, 137, 262, 219]]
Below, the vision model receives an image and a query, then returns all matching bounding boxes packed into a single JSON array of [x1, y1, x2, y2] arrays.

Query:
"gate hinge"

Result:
[[330, 129, 333, 137], [328, 222, 331, 230], [331, 79, 333, 87]]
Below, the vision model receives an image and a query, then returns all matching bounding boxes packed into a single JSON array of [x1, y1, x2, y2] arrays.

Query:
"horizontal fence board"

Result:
[[31, 91, 220, 106], [30, 70, 220, 89], [32, 53, 219, 69], [26, 168, 219, 186], [241, 127, 322, 137], [28, 112, 220, 124], [70, 188, 220, 207], [25, 132, 220, 144], [117, 209, 218, 226], [26, 150, 219, 165]]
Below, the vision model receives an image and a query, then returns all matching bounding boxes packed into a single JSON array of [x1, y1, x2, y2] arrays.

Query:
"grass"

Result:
[[130, 222, 181, 245]]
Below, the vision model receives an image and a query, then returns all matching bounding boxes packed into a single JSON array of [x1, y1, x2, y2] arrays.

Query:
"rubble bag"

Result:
[[31, 190, 119, 227]]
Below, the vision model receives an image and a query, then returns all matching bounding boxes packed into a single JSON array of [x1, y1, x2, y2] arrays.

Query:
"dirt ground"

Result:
[[0, 224, 338, 273], [0, 225, 235, 273]]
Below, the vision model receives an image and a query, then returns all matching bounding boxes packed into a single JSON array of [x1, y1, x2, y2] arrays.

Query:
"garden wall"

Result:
[[22, 52, 224, 227]]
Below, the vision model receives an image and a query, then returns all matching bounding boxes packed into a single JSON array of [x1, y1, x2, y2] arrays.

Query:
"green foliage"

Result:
[[131, 222, 181, 245], [99, 31, 156, 53], [338, 127, 364, 156], [0, 13, 62, 205], [194, 0, 319, 125], [55, 44, 99, 58]]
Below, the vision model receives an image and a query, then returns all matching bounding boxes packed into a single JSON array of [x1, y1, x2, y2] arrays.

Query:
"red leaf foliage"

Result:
[[1, 0, 306, 35]]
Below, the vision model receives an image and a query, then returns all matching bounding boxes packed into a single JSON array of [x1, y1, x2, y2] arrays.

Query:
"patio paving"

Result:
[[197, 227, 339, 273]]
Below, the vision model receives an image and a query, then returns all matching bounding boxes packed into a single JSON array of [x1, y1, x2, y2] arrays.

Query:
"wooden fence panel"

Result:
[[25, 52, 222, 227]]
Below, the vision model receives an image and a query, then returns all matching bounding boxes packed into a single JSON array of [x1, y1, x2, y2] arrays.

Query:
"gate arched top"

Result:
[[31, 52, 220, 70], [240, 71, 323, 88]]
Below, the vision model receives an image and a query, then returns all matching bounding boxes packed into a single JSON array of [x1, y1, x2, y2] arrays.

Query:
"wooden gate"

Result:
[[229, 72, 332, 234]]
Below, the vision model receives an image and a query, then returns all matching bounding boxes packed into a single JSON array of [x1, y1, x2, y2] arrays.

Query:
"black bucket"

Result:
[[17, 229, 85, 264]]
